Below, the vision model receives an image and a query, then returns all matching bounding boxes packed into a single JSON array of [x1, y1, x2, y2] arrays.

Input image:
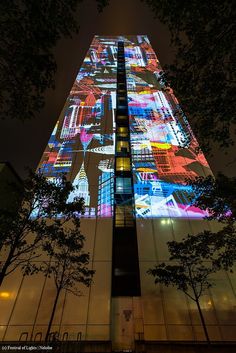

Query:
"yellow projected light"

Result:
[[137, 168, 156, 173], [150, 142, 171, 149]]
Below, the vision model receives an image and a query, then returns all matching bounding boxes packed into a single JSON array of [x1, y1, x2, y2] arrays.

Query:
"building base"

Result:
[[135, 341, 236, 353], [2, 340, 236, 353]]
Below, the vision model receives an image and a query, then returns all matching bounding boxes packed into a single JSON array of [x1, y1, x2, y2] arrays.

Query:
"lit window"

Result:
[[118, 89, 126, 94], [118, 104, 127, 110], [116, 157, 130, 171], [116, 178, 132, 193], [115, 205, 134, 227], [117, 115, 128, 122], [117, 141, 129, 153], [117, 126, 128, 137]]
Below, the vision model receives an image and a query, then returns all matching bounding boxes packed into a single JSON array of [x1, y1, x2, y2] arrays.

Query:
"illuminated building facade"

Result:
[[1, 36, 236, 351]]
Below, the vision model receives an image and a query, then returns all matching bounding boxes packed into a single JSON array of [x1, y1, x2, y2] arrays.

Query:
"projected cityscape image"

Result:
[[38, 35, 211, 218]]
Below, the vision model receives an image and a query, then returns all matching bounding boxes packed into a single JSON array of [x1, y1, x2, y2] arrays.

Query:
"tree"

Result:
[[188, 173, 236, 223], [188, 174, 236, 271], [41, 215, 95, 341], [204, 225, 236, 273], [0, 171, 84, 287], [147, 233, 219, 343], [0, 0, 108, 122], [143, 0, 236, 153]]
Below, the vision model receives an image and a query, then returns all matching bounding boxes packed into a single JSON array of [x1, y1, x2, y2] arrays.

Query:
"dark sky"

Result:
[[0, 0, 235, 178]]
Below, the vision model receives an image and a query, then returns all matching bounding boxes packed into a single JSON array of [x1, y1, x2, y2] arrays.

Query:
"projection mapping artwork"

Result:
[[38, 35, 211, 218]]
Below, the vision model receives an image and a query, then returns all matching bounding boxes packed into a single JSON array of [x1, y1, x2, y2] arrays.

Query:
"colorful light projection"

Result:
[[38, 36, 117, 217], [37, 35, 211, 218], [125, 35, 211, 218]]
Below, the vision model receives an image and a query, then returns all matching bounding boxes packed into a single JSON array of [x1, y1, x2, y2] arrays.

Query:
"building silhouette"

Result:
[[0, 36, 236, 352]]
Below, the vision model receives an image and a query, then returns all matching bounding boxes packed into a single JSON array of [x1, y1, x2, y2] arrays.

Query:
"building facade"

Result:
[[0, 36, 236, 351]]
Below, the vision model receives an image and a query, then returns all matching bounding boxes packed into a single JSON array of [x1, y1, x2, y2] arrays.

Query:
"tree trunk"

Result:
[[0, 245, 16, 287], [45, 287, 61, 342], [195, 297, 210, 344], [0, 269, 6, 287]]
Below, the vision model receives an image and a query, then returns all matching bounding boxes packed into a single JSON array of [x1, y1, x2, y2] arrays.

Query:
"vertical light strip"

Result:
[[112, 41, 141, 297]]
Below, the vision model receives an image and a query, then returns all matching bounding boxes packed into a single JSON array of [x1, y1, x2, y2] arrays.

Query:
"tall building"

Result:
[[0, 36, 236, 352]]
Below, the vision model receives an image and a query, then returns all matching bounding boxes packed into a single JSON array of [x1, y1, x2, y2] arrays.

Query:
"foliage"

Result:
[[206, 224, 236, 272], [188, 174, 236, 272], [143, 0, 236, 153], [41, 213, 94, 340], [0, 169, 94, 340], [0, 170, 84, 286], [148, 162, 236, 342], [0, 0, 107, 122], [96, 0, 110, 12], [42, 217, 94, 297], [188, 173, 236, 222], [148, 234, 216, 302], [147, 233, 219, 342]]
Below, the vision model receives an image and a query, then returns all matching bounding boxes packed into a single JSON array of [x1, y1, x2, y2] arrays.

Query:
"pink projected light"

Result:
[[37, 36, 211, 219]]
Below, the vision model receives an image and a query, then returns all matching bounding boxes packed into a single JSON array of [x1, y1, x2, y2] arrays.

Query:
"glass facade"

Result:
[[0, 36, 236, 348]]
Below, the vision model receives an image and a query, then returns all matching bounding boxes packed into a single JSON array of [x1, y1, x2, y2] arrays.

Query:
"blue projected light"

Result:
[[38, 36, 211, 218]]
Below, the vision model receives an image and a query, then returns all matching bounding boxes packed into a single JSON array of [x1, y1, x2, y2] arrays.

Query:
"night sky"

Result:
[[0, 0, 235, 178]]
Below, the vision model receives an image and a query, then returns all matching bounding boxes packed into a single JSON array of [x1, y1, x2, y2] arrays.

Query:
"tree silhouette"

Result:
[[41, 215, 95, 341], [148, 233, 219, 344], [0, 0, 108, 122], [149, 173, 236, 342], [0, 171, 84, 287], [143, 0, 236, 153], [189, 173, 236, 223], [188, 174, 236, 271]]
